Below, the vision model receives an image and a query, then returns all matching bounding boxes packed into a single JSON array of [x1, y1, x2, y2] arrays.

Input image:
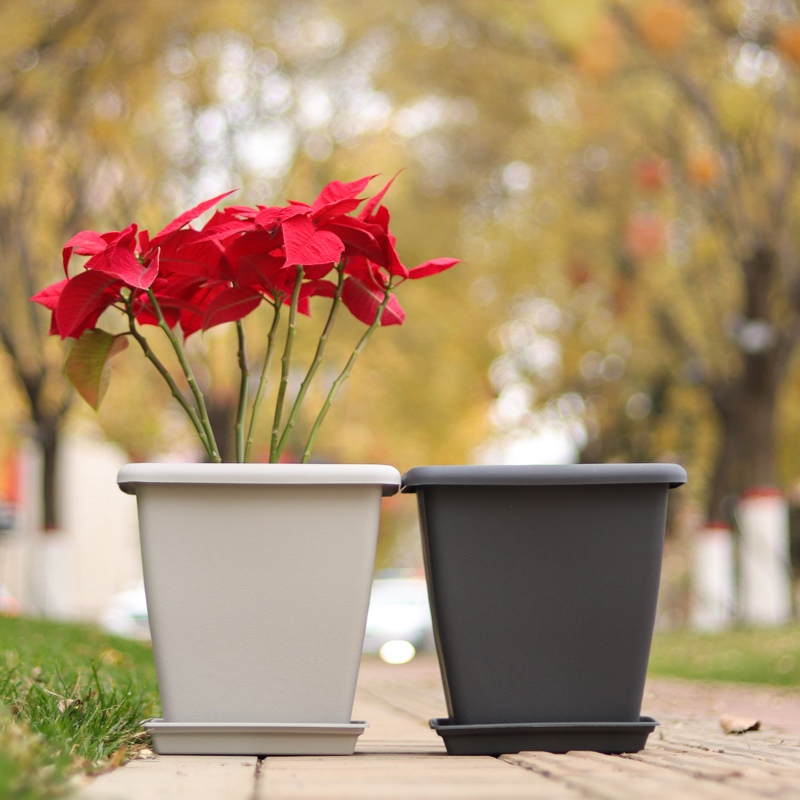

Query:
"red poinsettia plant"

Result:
[[31, 174, 458, 463]]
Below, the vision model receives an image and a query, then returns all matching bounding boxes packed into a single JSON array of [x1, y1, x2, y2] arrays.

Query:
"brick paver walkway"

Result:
[[79, 655, 800, 799]]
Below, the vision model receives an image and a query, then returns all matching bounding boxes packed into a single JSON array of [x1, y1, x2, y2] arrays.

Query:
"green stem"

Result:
[[124, 303, 215, 460], [270, 267, 305, 462], [244, 301, 282, 463], [274, 262, 346, 461], [146, 288, 221, 462], [235, 319, 249, 463], [302, 286, 393, 463]]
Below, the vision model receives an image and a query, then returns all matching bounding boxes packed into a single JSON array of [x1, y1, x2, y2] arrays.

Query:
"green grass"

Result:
[[0, 616, 159, 799], [649, 626, 800, 686], [1, 616, 798, 798]]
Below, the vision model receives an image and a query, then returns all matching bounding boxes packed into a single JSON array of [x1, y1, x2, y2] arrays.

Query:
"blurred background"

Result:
[[0, 0, 799, 654]]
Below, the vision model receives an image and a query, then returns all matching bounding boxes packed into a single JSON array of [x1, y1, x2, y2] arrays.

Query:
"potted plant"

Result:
[[401, 463, 686, 755], [32, 174, 458, 755]]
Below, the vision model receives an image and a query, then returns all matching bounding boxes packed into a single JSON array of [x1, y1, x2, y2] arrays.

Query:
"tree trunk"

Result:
[[707, 358, 779, 520], [206, 394, 236, 463], [38, 414, 60, 530], [706, 244, 790, 520], [13, 367, 67, 533]]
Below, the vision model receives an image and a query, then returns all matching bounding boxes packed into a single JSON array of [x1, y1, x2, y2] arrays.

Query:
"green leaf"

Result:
[[65, 329, 128, 410]]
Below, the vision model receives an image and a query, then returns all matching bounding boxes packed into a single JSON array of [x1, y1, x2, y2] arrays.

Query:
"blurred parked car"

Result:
[[98, 572, 435, 659], [99, 582, 150, 641], [363, 571, 434, 662]]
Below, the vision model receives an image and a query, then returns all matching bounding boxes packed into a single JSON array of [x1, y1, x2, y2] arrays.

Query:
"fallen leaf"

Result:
[[58, 697, 82, 714], [108, 746, 127, 767], [720, 714, 760, 734]]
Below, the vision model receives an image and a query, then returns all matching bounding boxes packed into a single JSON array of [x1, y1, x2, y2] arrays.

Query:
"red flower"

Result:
[[36, 270, 124, 339], [32, 171, 461, 464], [34, 174, 460, 341]]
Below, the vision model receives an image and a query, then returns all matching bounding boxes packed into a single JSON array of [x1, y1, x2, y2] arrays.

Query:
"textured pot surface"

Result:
[[119, 464, 399, 725], [402, 464, 686, 726]]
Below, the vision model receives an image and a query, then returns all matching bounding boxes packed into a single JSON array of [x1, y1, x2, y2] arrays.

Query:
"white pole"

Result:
[[737, 489, 793, 626], [690, 523, 735, 631]]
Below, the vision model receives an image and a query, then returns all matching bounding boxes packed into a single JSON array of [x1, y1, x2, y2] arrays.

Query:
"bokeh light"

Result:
[[379, 640, 416, 665]]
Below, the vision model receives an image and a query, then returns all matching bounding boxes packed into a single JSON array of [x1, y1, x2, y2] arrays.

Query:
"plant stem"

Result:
[[125, 304, 215, 460], [274, 262, 345, 461], [270, 267, 304, 462], [146, 289, 221, 462], [302, 287, 393, 463], [244, 301, 282, 463], [235, 319, 249, 463]]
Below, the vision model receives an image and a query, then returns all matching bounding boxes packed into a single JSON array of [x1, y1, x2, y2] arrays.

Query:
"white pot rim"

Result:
[[117, 463, 400, 496]]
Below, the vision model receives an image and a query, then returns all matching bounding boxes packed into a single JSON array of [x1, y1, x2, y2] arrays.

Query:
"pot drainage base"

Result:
[[143, 719, 368, 755], [430, 716, 658, 755]]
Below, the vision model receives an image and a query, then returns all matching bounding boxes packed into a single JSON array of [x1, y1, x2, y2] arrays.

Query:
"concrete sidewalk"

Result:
[[78, 656, 800, 799]]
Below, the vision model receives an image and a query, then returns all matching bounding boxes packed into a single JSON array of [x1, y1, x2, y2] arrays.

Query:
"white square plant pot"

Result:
[[117, 463, 400, 755]]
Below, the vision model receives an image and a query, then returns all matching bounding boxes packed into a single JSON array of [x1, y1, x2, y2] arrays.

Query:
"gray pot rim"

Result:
[[401, 463, 686, 493], [118, 462, 401, 496]]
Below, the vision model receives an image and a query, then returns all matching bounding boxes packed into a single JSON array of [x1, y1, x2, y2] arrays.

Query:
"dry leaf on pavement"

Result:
[[720, 714, 760, 734]]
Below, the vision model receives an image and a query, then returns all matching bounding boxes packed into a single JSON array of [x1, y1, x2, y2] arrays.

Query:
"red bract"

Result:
[[134, 275, 201, 330], [310, 174, 377, 222], [202, 286, 263, 331], [319, 216, 385, 264], [408, 258, 461, 279], [359, 171, 401, 221], [191, 218, 256, 245], [150, 190, 236, 246], [38, 177, 460, 337], [254, 204, 307, 230], [53, 270, 124, 339], [32, 171, 460, 464], [227, 232, 285, 290], [303, 279, 338, 299], [30, 279, 69, 335], [64, 223, 158, 289], [281, 215, 343, 273], [344, 255, 385, 287], [170, 282, 228, 338], [62, 230, 106, 274], [159, 230, 232, 281], [342, 275, 405, 326]]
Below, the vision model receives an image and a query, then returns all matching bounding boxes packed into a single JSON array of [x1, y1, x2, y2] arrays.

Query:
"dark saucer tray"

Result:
[[430, 716, 659, 755]]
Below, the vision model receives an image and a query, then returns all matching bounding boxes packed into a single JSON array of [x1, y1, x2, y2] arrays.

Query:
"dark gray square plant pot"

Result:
[[401, 463, 686, 755]]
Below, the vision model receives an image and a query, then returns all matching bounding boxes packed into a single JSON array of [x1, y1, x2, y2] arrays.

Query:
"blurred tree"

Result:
[[596, 0, 800, 521], [424, 0, 800, 522], [0, 0, 118, 529], [95, 1, 506, 473], [14, 0, 800, 553], [0, 1, 506, 558], [0, 0, 266, 526]]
